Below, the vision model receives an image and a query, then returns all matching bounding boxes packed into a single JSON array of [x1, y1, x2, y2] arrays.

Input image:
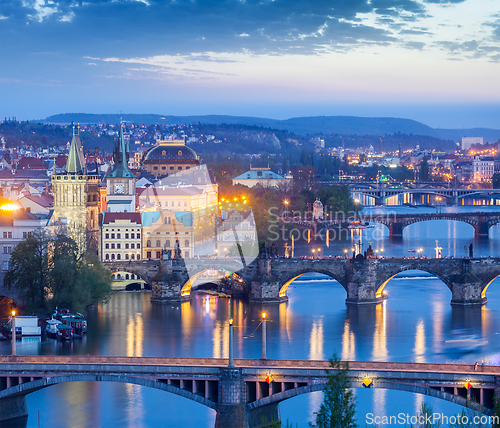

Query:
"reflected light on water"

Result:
[[432, 301, 444, 353], [373, 301, 387, 361], [341, 320, 356, 361], [126, 313, 143, 357], [309, 316, 324, 360], [125, 383, 144, 428], [212, 320, 229, 358], [414, 319, 426, 363]]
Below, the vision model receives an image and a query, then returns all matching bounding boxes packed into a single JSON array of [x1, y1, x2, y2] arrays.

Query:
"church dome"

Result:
[[144, 144, 199, 164]]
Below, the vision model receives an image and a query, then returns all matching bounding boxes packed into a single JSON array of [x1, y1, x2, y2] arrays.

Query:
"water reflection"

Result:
[[373, 302, 387, 361], [309, 316, 324, 360], [341, 320, 356, 361], [414, 319, 426, 363]]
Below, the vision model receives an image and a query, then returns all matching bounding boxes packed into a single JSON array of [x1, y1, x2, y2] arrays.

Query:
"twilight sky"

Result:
[[1, 0, 500, 128]]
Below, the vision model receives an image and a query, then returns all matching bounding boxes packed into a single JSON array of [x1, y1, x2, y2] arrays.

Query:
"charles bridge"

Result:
[[0, 355, 499, 427], [97, 256, 500, 306]]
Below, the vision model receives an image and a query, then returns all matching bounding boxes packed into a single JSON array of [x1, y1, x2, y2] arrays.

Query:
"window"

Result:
[[8, 232, 11, 238], [184, 251, 190, 258], [147, 251, 151, 258], [111, 254, 115, 260], [165, 240, 170, 248], [131, 254, 135, 260], [154, 166, 158, 170], [117, 254, 121, 260], [117, 243, 121, 249], [105, 233, 109, 239], [105, 254, 109, 260], [131, 243, 135, 249], [125, 233, 129, 239], [126, 274, 129, 279], [185, 240, 190, 247], [131, 233, 135, 239], [137, 243, 140, 249], [2, 247, 7, 254], [162, 150, 166, 156], [2, 232, 6, 238], [3, 261, 8, 271], [178, 166, 182, 170], [23, 232, 27, 238], [125, 243, 129, 249], [147, 240, 151, 247], [178, 150, 182, 156], [111, 243, 115, 249], [165, 217, 171, 224], [170, 166, 174, 170], [136, 254, 140, 260], [156, 240, 161, 247], [111, 233, 115, 239], [117, 233, 121, 239], [137, 233, 140, 239], [162, 166, 166, 170], [184, 201, 187, 206], [156, 251, 161, 259], [105, 243, 109, 249], [125, 254, 129, 260]]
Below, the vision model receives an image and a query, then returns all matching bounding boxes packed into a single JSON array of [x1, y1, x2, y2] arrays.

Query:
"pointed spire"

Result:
[[107, 121, 135, 178], [65, 134, 85, 174]]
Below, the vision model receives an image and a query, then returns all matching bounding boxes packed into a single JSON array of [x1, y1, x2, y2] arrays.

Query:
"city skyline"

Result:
[[1, 0, 500, 128]]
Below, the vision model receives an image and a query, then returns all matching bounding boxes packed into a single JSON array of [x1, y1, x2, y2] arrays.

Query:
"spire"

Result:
[[65, 132, 85, 174], [107, 121, 135, 178]]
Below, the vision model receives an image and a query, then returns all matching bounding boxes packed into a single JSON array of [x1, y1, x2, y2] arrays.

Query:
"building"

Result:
[[143, 138, 200, 178], [142, 210, 194, 259], [0, 207, 46, 272], [462, 137, 483, 151], [232, 167, 293, 188], [455, 160, 473, 182], [100, 212, 142, 261], [312, 199, 323, 219], [216, 209, 257, 256], [51, 126, 100, 252], [105, 123, 137, 213], [472, 156, 495, 182]]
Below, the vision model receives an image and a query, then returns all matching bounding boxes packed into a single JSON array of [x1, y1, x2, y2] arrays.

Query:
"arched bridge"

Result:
[[0, 356, 498, 427], [104, 257, 500, 306], [314, 212, 500, 237]]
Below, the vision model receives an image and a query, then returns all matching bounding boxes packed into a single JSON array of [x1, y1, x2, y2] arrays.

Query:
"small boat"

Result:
[[60, 314, 87, 336], [347, 221, 365, 230], [56, 324, 73, 341], [45, 319, 62, 338], [444, 330, 487, 352]]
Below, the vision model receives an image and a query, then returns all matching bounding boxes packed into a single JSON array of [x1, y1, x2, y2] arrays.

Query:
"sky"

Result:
[[1, 0, 500, 128]]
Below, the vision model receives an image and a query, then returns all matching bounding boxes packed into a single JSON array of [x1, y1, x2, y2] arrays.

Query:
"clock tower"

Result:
[[106, 122, 136, 212]]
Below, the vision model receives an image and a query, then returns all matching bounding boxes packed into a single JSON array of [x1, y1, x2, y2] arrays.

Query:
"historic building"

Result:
[[142, 210, 194, 259], [143, 138, 200, 177], [232, 166, 292, 188], [100, 212, 142, 261], [51, 126, 99, 251], [105, 123, 137, 213]]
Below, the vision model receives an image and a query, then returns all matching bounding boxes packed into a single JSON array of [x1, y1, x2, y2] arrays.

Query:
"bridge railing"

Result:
[[0, 356, 497, 375]]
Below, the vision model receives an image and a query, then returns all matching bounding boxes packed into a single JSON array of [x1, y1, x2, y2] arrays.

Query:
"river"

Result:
[[2, 205, 500, 427]]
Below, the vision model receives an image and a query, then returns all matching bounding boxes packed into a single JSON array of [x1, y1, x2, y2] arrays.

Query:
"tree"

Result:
[[310, 355, 356, 428], [420, 156, 430, 181], [5, 229, 48, 312], [492, 173, 500, 189]]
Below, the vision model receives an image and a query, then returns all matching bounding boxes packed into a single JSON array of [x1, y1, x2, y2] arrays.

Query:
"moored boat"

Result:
[[56, 324, 73, 340], [45, 319, 62, 338]]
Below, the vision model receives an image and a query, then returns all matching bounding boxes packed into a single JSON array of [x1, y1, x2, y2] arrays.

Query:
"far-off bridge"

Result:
[[101, 257, 500, 306], [0, 356, 498, 427]]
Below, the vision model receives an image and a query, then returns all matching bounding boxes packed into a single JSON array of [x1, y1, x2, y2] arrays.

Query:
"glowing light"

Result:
[[229, 318, 233, 325], [11, 310, 15, 317], [0, 204, 18, 211], [262, 312, 266, 319]]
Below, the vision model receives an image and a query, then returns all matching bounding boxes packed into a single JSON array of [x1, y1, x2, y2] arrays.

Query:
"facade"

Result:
[[105, 123, 137, 213], [100, 212, 142, 261], [472, 156, 495, 182], [232, 167, 292, 188], [0, 208, 46, 272], [143, 138, 200, 178], [312, 199, 324, 219], [216, 209, 257, 255], [51, 126, 100, 252], [142, 211, 194, 259], [462, 137, 483, 151]]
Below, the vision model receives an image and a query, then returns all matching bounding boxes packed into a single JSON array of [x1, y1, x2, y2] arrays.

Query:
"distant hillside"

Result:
[[39, 113, 500, 142]]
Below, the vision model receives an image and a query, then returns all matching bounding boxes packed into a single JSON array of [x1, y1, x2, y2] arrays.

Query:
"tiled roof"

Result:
[[233, 169, 286, 181], [102, 212, 142, 225]]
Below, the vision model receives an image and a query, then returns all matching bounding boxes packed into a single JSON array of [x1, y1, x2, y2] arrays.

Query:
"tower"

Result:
[[106, 122, 136, 212], [51, 125, 100, 253]]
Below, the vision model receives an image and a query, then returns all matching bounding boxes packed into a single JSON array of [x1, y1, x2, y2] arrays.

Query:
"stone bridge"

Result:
[[349, 186, 500, 206], [312, 212, 500, 237], [101, 257, 500, 306], [0, 356, 498, 427]]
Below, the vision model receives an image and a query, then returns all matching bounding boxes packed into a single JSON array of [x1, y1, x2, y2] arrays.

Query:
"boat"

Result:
[[444, 330, 488, 352], [60, 313, 87, 336], [1, 316, 41, 338], [347, 221, 365, 230], [56, 324, 73, 341], [45, 319, 62, 338]]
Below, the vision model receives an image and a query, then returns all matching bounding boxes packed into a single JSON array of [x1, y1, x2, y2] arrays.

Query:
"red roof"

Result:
[[102, 212, 141, 225], [56, 155, 67, 168], [16, 157, 47, 170]]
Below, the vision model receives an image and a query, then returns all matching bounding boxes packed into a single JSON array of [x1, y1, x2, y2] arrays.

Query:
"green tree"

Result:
[[5, 229, 48, 312], [492, 173, 500, 189], [310, 355, 356, 428], [420, 155, 430, 181]]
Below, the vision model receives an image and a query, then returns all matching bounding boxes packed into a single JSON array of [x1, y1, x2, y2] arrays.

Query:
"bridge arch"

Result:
[[110, 270, 152, 290], [0, 374, 217, 410], [180, 269, 249, 298], [480, 272, 500, 299], [248, 380, 490, 415], [278, 270, 346, 299], [375, 268, 452, 300]]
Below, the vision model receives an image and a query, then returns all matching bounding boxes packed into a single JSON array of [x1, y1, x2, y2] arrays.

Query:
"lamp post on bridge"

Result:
[[11, 310, 16, 356], [262, 312, 267, 360], [228, 318, 234, 367]]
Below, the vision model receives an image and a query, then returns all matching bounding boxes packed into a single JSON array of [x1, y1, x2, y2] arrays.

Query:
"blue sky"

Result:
[[1, 0, 500, 128]]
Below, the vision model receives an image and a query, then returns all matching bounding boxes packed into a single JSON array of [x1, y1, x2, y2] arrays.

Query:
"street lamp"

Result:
[[262, 312, 267, 359], [228, 318, 234, 367], [11, 310, 16, 356], [312, 249, 315, 258], [343, 248, 348, 259]]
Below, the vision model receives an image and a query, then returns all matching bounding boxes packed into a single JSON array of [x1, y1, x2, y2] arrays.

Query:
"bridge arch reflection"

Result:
[[279, 272, 345, 299]]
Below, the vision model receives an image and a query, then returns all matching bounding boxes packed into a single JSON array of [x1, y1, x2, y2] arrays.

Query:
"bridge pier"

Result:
[[451, 274, 486, 306], [0, 395, 28, 425], [250, 259, 285, 303], [345, 259, 387, 305], [474, 222, 490, 238]]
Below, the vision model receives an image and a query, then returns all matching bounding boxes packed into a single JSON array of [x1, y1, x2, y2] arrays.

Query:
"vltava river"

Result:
[[3, 206, 500, 427]]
